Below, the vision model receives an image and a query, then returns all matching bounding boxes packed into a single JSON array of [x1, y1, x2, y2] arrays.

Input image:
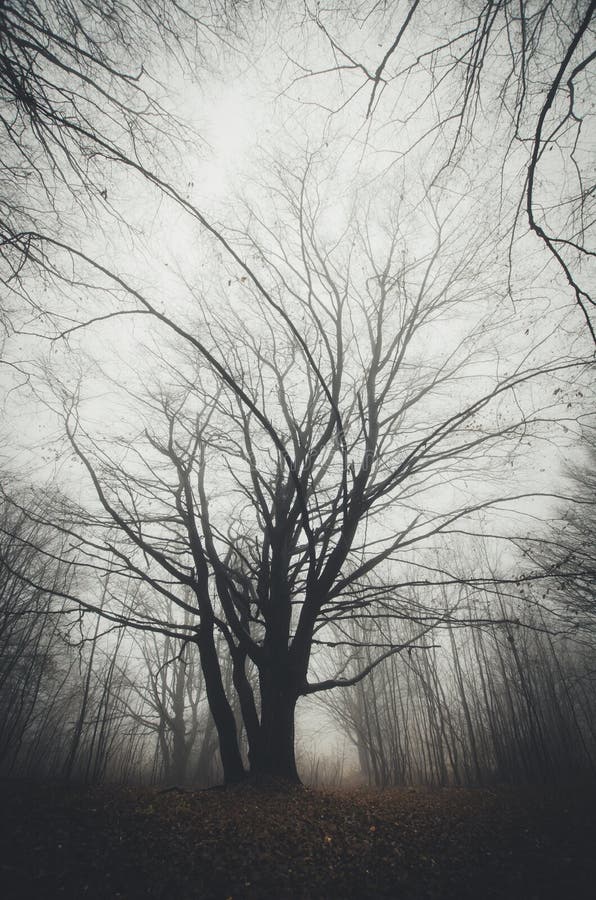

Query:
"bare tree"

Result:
[[13, 159, 584, 784], [0, 486, 78, 774], [1, 3, 592, 788], [126, 607, 222, 785], [324, 579, 596, 787]]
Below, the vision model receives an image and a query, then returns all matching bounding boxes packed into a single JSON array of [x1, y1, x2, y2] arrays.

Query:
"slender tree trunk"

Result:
[[230, 648, 260, 771], [196, 630, 245, 783], [168, 652, 190, 784], [63, 613, 101, 781], [448, 625, 482, 784]]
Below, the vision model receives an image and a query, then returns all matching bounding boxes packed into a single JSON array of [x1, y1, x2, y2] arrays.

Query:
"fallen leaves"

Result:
[[0, 781, 595, 899]]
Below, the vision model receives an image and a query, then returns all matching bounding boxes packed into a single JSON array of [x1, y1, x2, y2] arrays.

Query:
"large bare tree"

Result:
[[9, 160, 582, 783], [1, 2, 593, 785]]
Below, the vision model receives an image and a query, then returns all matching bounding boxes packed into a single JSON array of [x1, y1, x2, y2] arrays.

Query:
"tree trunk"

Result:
[[253, 671, 299, 782], [170, 722, 189, 783], [197, 632, 245, 784], [169, 653, 190, 784]]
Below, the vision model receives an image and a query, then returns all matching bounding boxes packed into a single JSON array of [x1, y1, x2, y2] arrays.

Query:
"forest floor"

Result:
[[1, 779, 594, 899]]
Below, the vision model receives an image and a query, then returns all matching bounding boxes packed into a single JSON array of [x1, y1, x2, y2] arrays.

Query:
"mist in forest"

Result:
[[0, 1, 595, 897]]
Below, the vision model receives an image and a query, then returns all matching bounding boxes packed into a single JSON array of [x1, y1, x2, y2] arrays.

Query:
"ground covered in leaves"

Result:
[[1, 779, 594, 898]]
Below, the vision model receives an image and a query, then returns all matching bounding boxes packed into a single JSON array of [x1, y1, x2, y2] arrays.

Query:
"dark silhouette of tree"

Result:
[[7, 162, 585, 783]]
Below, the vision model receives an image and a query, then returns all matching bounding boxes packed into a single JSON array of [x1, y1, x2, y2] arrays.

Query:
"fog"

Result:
[[0, 1, 595, 896]]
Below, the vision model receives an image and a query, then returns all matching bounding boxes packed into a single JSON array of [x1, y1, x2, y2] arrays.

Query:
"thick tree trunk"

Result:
[[253, 671, 299, 782]]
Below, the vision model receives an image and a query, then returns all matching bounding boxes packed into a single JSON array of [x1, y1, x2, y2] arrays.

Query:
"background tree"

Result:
[[524, 426, 596, 636], [0, 486, 77, 774], [0, 494, 223, 784], [127, 608, 225, 785], [323, 576, 596, 787]]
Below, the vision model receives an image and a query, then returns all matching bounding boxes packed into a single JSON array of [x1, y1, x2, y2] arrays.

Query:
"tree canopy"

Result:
[[0, 0, 593, 784]]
